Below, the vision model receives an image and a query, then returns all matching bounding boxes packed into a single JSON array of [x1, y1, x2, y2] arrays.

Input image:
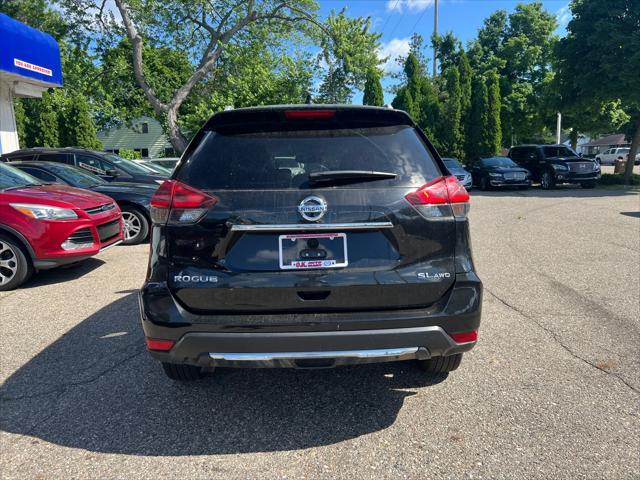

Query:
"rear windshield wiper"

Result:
[[308, 170, 397, 185]]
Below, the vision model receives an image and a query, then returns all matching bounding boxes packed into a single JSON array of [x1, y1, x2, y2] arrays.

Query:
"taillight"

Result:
[[284, 110, 336, 119], [449, 330, 478, 343], [150, 180, 217, 224], [405, 175, 470, 219]]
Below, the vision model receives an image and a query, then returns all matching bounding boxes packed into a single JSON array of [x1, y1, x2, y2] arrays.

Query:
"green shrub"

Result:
[[118, 149, 141, 160], [599, 173, 640, 186]]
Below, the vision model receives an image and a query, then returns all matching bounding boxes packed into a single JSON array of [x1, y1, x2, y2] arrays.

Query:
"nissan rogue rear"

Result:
[[139, 105, 482, 381]]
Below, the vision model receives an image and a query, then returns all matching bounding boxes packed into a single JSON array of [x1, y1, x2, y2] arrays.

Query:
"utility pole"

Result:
[[433, 0, 438, 79], [556, 112, 562, 144]]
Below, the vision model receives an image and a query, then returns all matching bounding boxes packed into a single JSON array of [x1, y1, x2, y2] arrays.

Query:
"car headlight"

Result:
[[489, 173, 502, 178], [10, 203, 78, 220], [551, 164, 568, 171]]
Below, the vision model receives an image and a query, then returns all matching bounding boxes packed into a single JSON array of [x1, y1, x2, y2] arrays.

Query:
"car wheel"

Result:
[[581, 181, 597, 189], [121, 207, 150, 245], [540, 171, 555, 190], [161, 362, 205, 381], [0, 234, 33, 291], [418, 353, 462, 373], [480, 177, 490, 191]]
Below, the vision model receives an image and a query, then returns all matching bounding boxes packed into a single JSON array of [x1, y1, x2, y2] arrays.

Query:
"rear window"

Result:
[[177, 125, 439, 190]]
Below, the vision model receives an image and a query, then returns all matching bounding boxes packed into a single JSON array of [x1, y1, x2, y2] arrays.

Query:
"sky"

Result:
[[316, 0, 572, 103]]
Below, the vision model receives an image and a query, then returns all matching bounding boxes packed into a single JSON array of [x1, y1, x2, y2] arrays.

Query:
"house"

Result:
[[579, 133, 629, 157], [97, 116, 175, 158]]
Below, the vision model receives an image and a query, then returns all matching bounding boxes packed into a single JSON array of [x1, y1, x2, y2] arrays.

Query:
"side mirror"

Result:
[[106, 169, 119, 177]]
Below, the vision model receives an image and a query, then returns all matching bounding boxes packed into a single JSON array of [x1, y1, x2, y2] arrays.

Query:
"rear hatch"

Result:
[[161, 107, 460, 314]]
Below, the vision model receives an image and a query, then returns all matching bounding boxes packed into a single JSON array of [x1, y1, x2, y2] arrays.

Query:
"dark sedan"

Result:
[[10, 161, 155, 245], [469, 156, 531, 190]]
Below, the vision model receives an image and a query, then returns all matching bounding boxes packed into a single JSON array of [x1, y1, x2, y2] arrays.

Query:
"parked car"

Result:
[[132, 159, 173, 176], [468, 156, 531, 190], [10, 161, 155, 245], [149, 157, 180, 171], [0, 163, 123, 291], [509, 144, 600, 189], [140, 105, 482, 381], [442, 157, 472, 190], [1, 148, 168, 186], [595, 148, 640, 166]]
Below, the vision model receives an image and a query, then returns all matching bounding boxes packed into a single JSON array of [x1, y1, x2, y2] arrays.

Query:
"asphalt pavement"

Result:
[[1, 186, 639, 479]]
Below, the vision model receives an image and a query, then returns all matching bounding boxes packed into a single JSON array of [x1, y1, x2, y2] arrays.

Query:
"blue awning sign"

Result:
[[0, 13, 63, 88]]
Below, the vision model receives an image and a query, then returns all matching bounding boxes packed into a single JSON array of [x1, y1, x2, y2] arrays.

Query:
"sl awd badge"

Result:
[[298, 195, 327, 221]]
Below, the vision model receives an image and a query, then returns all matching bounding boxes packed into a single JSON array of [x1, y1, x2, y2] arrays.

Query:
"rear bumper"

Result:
[[150, 327, 475, 368], [139, 272, 482, 368]]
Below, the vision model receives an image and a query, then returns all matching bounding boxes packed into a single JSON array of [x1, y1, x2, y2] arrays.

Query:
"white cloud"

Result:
[[377, 37, 411, 73], [556, 4, 572, 29], [386, 0, 434, 13]]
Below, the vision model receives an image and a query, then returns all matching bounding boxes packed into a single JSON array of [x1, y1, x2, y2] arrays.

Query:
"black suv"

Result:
[[509, 144, 600, 189], [140, 106, 482, 381], [0, 148, 167, 186]]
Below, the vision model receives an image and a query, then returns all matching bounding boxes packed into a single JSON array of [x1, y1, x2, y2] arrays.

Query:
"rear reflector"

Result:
[[145, 338, 175, 351], [450, 331, 478, 343], [405, 175, 470, 218], [284, 110, 336, 119], [150, 180, 217, 224]]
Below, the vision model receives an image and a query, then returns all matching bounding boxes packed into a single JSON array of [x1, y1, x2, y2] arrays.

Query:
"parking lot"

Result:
[[1, 187, 638, 479]]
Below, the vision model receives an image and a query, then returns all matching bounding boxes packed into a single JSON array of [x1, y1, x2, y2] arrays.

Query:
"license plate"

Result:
[[278, 233, 348, 270]]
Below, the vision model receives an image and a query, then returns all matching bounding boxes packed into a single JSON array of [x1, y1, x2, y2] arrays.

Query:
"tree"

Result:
[[316, 11, 382, 103], [58, 0, 323, 153], [62, 94, 102, 149], [466, 78, 489, 161], [363, 70, 384, 106], [469, 3, 557, 146], [556, 0, 640, 183], [24, 91, 60, 148], [438, 67, 464, 160], [484, 71, 502, 155]]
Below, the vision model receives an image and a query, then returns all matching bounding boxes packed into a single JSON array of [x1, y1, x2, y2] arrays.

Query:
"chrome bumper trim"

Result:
[[209, 347, 419, 362], [230, 222, 393, 232]]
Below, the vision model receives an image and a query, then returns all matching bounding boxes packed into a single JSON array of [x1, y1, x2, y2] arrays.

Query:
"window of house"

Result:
[[141, 122, 149, 134], [164, 147, 175, 157], [141, 148, 149, 158]]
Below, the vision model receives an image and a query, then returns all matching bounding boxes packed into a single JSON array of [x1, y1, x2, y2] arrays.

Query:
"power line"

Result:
[[379, 0, 400, 36]]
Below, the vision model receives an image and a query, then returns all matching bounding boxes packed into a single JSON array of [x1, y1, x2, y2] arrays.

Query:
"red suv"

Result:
[[0, 163, 123, 290]]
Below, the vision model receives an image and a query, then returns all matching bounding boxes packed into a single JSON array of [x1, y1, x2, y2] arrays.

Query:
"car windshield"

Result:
[[46, 163, 105, 188], [0, 163, 42, 190], [443, 159, 462, 169], [543, 146, 579, 157], [103, 154, 153, 175], [178, 125, 440, 190], [482, 157, 517, 167]]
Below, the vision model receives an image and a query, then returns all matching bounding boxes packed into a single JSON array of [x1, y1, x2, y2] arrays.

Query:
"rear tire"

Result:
[[121, 206, 150, 245], [480, 177, 490, 191], [581, 181, 597, 189], [418, 353, 463, 373], [161, 362, 204, 381], [0, 234, 32, 291]]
